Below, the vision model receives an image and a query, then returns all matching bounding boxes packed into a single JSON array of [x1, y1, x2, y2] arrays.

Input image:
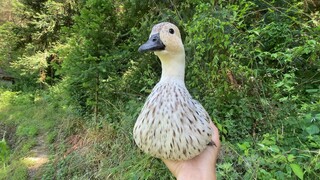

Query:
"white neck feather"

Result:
[[157, 52, 185, 83]]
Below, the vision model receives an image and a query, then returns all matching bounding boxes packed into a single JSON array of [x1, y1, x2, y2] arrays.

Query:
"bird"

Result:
[[133, 22, 214, 160]]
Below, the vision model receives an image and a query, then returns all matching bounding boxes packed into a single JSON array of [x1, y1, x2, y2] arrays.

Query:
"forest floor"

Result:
[[24, 134, 49, 179]]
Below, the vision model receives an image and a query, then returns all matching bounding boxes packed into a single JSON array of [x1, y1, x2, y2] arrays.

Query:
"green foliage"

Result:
[[0, 86, 79, 178], [182, 1, 320, 179], [0, 0, 79, 90], [59, 0, 123, 116], [0, 161, 28, 180], [290, 163, 304, 180], [0, 137, 10, 167], [40, 99, 174, 179], [16, 125, 38, 138], [0, 0, 319, 179]]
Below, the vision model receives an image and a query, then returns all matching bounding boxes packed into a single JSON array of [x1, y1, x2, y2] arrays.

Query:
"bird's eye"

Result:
[[169, 28, 174, 34]]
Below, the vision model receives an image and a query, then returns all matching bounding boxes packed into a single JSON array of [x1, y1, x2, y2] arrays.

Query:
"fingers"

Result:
[[210, 121, 221, 149]]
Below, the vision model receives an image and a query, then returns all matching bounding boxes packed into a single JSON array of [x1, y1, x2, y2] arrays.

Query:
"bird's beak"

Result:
[[138, 33, 165, 52]]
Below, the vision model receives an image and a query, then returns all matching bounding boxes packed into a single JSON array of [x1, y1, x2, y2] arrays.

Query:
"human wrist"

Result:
[[176, 167, 215, 180]]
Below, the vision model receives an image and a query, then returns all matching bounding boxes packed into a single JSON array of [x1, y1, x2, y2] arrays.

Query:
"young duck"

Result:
[[133, 22, 214, 160]]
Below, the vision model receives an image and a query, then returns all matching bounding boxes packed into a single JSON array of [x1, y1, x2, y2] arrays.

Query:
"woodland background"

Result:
[[0, 0, 319, 179]]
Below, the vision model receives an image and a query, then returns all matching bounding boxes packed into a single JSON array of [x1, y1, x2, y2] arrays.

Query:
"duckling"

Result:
[[133, 22, 214, 160]]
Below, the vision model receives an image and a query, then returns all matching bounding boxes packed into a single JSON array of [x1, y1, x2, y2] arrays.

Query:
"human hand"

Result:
[[162, 122, 221, 180]]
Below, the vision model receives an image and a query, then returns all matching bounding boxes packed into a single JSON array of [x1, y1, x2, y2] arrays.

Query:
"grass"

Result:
[[0, 88, 74, 179], [38, 99, 175, 179], [1, 85, 319, 179], [0, 161, 28, 180], [0, 88, 172, 179]]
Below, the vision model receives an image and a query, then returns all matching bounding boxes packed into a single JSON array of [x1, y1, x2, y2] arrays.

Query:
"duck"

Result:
[[133, 22, 214, 160]]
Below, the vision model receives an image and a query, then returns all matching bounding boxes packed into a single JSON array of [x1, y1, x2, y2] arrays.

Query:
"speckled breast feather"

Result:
[[133, 81, 212, 160]]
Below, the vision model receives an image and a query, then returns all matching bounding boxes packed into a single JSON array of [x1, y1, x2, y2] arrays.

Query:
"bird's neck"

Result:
[[158, 52, 185, 83]]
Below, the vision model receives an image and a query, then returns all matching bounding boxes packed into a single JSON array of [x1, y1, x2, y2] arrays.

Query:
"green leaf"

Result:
[[287, 154, 295, 162], [237, 142, 250, 150], [290, 163, 304, 180], [306, 125, 320, 135], [269, 145, 280, 153]]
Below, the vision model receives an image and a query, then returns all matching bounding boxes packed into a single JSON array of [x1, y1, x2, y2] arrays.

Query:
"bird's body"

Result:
[[133, 22, 213, 160]]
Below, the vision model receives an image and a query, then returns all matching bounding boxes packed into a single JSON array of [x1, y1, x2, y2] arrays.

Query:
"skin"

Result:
[[162, 122, 220, 180]]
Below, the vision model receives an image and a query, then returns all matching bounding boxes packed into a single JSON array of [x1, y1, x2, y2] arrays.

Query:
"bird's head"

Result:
[[138, 22, 185, 59]]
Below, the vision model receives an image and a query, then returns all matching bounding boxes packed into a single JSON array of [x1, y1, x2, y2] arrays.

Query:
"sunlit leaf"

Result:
[[290, 164, 304, 180]]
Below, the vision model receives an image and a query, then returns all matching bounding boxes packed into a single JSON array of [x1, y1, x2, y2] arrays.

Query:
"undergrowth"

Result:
[[0, 86, 76, 179], [1, 86, 319, 179], [39, 99, 174, 179], [0, 0, 319, 179]]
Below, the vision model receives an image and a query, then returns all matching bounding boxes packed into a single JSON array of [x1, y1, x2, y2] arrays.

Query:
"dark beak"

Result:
[[138, 33, 165, 52]]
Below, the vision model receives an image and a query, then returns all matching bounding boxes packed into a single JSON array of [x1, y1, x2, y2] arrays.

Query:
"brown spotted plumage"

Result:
[[133, 22, 213, 160]]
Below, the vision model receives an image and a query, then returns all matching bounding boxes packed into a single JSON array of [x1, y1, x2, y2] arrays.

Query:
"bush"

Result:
[[0, 0, 319, 179]]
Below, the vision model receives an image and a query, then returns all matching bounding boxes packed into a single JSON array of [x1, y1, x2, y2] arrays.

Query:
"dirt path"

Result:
[[24, 134, 49, 179]]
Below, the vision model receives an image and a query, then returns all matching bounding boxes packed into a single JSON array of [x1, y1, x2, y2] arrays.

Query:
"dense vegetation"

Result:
[[0, 0, 319, 179]]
